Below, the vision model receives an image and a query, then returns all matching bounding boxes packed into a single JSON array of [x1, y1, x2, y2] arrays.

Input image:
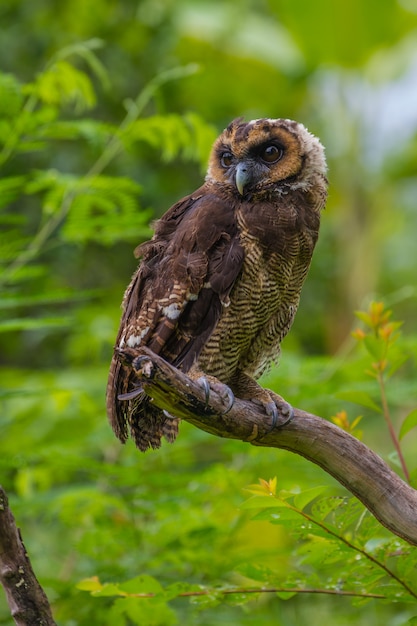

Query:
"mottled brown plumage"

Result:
[[106, 117, 328, 451]]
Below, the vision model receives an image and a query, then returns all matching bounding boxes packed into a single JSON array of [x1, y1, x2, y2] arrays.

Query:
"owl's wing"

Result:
[[106, 186, 244, 441]]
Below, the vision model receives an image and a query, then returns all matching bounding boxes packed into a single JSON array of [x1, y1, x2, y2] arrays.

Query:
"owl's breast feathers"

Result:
[[236, 187, 321, 257]]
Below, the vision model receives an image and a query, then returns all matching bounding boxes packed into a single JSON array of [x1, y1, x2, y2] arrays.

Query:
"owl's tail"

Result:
[[107, 352, 179, 451], [128, 395, 180, 452]]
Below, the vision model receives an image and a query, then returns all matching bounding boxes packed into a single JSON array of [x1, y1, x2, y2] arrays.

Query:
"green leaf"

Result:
[[223, 591, 253, 606], [363, 335, 385, 360], [336, 390, 382, 413], [91, 582, 124, 597], [77, 576, 103, 592], [110, 596, 178, 626], [354, 310, 373, 327], [0, 176, 26, 209], [188, 590, 222, 608], [293, 486, 328, 510], [387, 353, 409, 377], [52, 38, 110, 91], [276, 590, 297, 600], [240, 495, 285, 510], [164, 582, 203, 601], [251, 507, 301, 523], [118, 575, 164, 596], [399, 408, 417, 440], [0, 72, 23, 118], [311, 496, 347, 520], [28, 60, 96, 111]]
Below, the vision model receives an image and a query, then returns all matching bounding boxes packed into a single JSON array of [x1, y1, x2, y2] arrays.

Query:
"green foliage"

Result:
[[241, 479, 417, 603], [1, 2, 417, 625]]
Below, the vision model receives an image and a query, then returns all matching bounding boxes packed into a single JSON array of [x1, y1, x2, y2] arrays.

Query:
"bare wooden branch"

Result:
[[0, 486, 57, 626], [123, 347, 417, 546]]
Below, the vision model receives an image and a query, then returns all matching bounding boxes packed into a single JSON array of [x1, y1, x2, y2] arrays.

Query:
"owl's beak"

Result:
[[235, 162, 252, 195]]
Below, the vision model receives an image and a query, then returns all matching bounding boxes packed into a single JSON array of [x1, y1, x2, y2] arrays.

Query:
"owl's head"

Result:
[[206, 117, 327, 201]]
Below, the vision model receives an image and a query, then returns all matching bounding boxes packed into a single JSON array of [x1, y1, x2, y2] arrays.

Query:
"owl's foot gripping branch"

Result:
[[119, 346, 417, 548]]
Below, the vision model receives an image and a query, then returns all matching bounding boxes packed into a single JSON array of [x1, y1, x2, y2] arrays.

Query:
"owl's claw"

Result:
[[196, 377, 235, 414], [197, 376, 211, 405], [264, 398, 294, 432]]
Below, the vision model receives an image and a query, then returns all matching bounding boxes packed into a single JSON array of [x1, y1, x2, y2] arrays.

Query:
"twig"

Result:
[[129, 586, 385, 599], [0, 486, 57, 626], [120, 346, 417, 547], [377, 370, 410, 482]]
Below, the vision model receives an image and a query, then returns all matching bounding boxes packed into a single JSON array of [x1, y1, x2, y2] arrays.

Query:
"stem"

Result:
[[377, 371, 410, 483], [0, 93, 39, 168], [128, 587, 385, 600]]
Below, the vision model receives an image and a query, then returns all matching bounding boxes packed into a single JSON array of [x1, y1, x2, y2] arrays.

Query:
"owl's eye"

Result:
[[220, 151, 233, 168], [260, 144, 283, 164]]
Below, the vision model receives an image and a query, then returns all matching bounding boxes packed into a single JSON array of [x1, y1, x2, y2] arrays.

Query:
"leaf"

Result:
[[61, 175, 151, 245], [110, 596, 178, 626], [0, 72, 23, 118], [164, 582, 203, 601], [293, 486, 328, 510], [276, 590, 297, 600], [188, 590, 222, 608], [77, 576, 103, 592], [399, 408, 417, 440], [28, 60, 96, 112], [336, 390, 382, 413], [363, 335, 385, 360], [311, 496, 347, 520], [244, 477, 277, 496], [126, 113, 216, 167], [387, 353, 409, 377], [251, 507, 302, 523], [240, 495, 285, 510], [354, 310, 373, 327], [223, 591, 254, 606], [52, 38, 110, 91], [118, 575, 164, 596], [0, 176, 26, 209], [91, 582, 124, 597]]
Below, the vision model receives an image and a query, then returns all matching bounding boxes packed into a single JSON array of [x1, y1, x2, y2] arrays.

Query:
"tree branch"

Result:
[[0, 486, 57, 626], [122, 347, 417, 547]]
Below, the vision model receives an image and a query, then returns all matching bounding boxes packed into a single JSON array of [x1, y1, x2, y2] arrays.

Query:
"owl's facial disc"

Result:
[[235, 162, 252, 195]]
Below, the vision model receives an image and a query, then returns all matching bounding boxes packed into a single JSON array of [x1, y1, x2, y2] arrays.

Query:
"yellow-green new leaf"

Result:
[[399, 408, 417, 441]]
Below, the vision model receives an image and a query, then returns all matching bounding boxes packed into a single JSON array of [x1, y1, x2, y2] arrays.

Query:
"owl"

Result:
[[106, 117, 328, 451]]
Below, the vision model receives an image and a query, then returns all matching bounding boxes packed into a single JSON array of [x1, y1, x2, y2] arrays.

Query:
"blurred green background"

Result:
[[1, 0, 417, 624]]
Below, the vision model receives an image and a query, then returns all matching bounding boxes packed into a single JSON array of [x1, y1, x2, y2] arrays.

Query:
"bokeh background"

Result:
[[1, 0, 417, 624]]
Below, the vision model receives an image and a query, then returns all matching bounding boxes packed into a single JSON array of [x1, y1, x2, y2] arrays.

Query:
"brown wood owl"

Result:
[[106, 117, 328, 451]]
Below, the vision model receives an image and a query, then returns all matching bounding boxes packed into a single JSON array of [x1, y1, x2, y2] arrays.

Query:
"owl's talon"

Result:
[[196, 376, 211, 407], [264, 399, 293, 432], [196, 377, 235, 414], [132, 356, 154, 379], [265, 402, 279, 429], [211, 383, 235, 414]]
